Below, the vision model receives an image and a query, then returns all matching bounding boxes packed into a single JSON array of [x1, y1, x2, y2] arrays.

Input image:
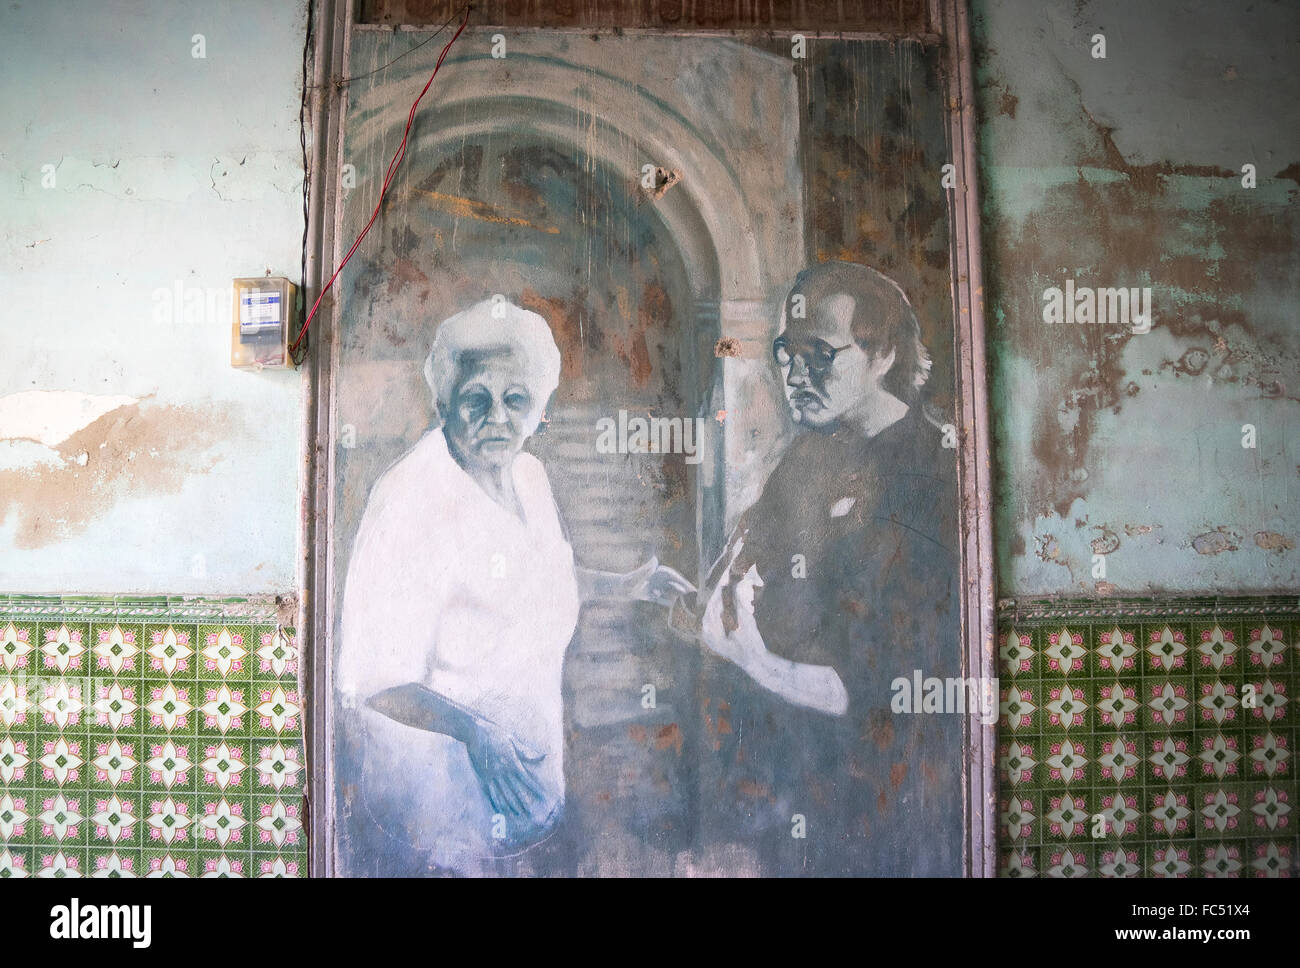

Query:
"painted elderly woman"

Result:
[[337, 297, 691, 876]]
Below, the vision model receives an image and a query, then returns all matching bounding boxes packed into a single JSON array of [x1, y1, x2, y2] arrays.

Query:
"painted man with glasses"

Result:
[[693, 260, 963, 876]]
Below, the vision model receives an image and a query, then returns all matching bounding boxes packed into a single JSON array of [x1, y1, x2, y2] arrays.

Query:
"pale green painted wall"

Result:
[[0, 0, 308, 594]]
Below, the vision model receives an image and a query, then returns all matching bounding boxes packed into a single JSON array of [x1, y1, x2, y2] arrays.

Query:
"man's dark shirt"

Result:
[[702, 407, 963, 875]]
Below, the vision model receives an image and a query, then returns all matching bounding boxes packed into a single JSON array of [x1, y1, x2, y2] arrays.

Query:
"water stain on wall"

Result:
[[0, 400, 237, 549]]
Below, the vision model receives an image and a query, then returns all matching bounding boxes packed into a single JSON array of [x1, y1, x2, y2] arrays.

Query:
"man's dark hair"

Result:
[[781, 261, 932, 403]]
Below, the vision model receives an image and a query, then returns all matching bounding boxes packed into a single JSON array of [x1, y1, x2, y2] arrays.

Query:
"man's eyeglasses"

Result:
[[772, 336, 853, 372]]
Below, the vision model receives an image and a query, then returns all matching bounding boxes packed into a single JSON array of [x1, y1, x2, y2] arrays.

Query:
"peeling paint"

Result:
[[1191, 528, 1240, 556], [0, 402, 238, 550], [1254, 531, 1294, 553], [0, 391, 139, 450], [1090, 526, 1119, 555], [976, 0, 1300, 594], [645, 166, 681, 201]]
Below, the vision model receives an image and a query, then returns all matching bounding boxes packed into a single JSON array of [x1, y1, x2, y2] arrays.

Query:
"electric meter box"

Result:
[[231, 277, 296, 369]]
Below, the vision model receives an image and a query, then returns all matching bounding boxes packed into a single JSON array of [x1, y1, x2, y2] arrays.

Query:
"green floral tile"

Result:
[[998, 626, 1036, 679], [0, 599, 305, 879], [999, 845, 1036, 878], [1199, 841, 1250, 878], [1146, 676, 1194, 730], [1000, 791, 1038, 845], [1148, 842, 1195, 878], [1096, 844, 1142, 878], [1147, 732, 1194, 785], [1147, 786, 1195, 840], [1247, 729, 1289, 780], [1096, 680, 1141, 731], [1144, 623, 1193, 674], [1250, 784, 1291, 836], [1040, 735, 1091, 787], [1195, 730, 1245, 783], [1042, 625, 1089, 676], [1195, 781, 1255, 841], [997, 603, 1298, 877], [1094, 624, 1141, 676], [1042, 789, 1093, 841], [1097, 732, 1142, 784], [1041, 679, 1093, 734], [1042, 843, 1093, 878], [1000, 682, 1039, 732]]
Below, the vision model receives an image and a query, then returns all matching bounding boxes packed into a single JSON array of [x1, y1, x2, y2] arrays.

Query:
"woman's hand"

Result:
[[620, 556, 696, 606], [465, 717, 548, 820]]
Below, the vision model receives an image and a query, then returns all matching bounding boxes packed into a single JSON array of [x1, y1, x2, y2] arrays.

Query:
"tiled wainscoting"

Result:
[[0, 596, 305, 878], [997, 598, 1298, 877]]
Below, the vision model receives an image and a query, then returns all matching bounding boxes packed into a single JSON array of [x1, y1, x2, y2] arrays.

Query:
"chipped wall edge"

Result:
[[0, 593, 296, 624], [997, 595, 1300, 621]]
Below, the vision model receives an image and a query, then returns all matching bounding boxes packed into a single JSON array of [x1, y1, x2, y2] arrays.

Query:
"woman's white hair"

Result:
[[424, 297, 563, 420]]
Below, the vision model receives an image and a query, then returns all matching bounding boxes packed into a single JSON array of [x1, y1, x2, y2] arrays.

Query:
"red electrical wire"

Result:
[[291, 6, 470, 357]]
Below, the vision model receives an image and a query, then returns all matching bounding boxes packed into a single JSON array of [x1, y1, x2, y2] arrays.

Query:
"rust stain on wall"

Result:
[[989, 156, 1297, 526], [411, 188, 562, 235], [977, 6, 1300, 594], [890, 761, 908, 789], [519, 288, 586, 382], [654, 723, 684, 756], [1254, 531, 1294, 553], [997, 86, 1018, 118]]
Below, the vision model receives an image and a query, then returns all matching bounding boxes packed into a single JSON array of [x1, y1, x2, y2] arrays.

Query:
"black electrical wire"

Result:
[[340, 8, 462, 84], [293, 0, 315, 368]]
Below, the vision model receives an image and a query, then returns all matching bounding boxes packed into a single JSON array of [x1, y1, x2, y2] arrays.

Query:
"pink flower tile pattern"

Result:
[[0, 604, 304, 879], [997, 610, 1298, 877]]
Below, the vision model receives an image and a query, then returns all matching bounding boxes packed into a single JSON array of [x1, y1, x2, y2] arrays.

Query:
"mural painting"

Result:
[[330, 29, 971, 876]]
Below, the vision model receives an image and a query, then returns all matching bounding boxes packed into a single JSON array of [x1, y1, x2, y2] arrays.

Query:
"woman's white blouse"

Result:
[[337, 427, 581, 870]]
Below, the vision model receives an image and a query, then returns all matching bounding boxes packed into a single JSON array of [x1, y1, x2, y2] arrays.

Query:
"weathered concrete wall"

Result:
[[973, 0, 1300, 596], [0, 0, 307, 594]]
